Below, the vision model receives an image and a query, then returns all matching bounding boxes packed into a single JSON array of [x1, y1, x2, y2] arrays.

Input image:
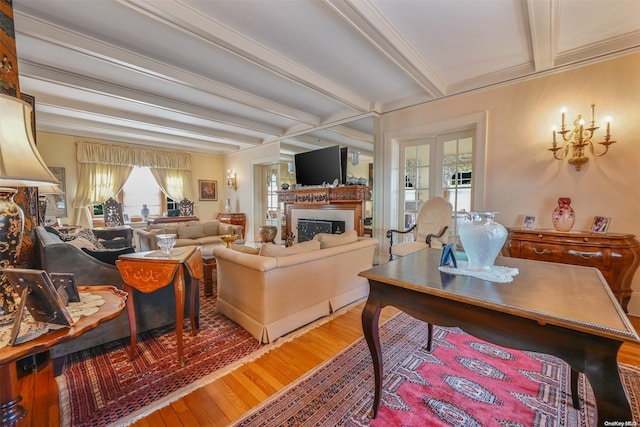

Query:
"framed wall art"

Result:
[[199, 180, 218, 201], [46, 167, 67, 218]]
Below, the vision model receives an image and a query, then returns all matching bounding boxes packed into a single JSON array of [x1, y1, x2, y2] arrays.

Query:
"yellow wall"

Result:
[[35, 133, 226, 223], [380, 52, 640, 313]]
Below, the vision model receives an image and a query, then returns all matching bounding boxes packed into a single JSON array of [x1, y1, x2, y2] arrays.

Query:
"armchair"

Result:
[[387, 196, 453, 260]]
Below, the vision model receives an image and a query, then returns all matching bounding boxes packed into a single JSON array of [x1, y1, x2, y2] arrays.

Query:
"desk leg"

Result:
[[585, 350, 633, 424], [361, 296, 382, 418], [124, 284, 138, 361], [174, 266, 186, 367], [0, 363, 26, 426]]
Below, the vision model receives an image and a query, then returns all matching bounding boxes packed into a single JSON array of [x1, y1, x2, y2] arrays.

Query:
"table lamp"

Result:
[[0, 94, 59, 315]]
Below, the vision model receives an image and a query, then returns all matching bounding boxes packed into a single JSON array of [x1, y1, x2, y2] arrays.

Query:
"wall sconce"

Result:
[[227, 170, 237, 190], [549, 104, 616, 171], [351, 151, 359, 166]]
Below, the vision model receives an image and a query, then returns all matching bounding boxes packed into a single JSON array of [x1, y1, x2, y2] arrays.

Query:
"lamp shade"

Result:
[[0, 94, 58, 187], [38, 183, 63, 195]]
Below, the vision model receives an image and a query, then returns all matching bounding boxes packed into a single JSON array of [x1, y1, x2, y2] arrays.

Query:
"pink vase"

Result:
[[552, 197, 575, 232]]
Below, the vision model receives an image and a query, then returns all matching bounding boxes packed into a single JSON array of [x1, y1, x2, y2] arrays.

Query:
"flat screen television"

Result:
[[294, 145, 342, 186]]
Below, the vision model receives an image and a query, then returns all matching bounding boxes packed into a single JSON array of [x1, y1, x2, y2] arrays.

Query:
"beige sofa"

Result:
[[211, 231, 378, 343], [136, 219, 243, 251]]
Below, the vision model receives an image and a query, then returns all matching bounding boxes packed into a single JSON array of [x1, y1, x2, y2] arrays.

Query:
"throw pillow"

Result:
[[259, 239, 320, 257], [178, 224, 205, 239], [313, 230, 358, 249], [75, 229, 105, 249], [67, 237, 98, 250], [81, 247, 135, 265]]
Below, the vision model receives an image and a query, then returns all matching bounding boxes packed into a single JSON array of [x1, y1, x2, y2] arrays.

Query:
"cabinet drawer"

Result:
[[520, 243, 609, 269]]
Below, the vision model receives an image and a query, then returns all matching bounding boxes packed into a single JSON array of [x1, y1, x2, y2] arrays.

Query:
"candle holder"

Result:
[[548, 104, 616, 171]]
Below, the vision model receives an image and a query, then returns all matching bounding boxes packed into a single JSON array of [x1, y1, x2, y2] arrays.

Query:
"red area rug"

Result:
[[55, 289, 264, 426], [233, 312, 640, 426]]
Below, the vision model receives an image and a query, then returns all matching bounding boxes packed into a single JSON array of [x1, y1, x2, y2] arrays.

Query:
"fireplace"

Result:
[[298, 219, 346, 242], [279, 186, 371, 244]]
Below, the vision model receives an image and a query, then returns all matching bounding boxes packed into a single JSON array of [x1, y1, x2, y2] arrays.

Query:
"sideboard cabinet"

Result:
[[217, 212, 247, 238], [505, 228, 640, 312]]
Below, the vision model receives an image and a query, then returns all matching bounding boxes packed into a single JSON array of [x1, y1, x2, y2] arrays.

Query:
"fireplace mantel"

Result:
[[279, 186, 371, 242]]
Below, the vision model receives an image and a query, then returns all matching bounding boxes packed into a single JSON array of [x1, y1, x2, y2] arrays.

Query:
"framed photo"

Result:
[[122, 213, 131, 223], [3, 269, 73, 329], [523, 215, 536, 229], [199, 180, 218, 201], [591, 216, 611, 234]]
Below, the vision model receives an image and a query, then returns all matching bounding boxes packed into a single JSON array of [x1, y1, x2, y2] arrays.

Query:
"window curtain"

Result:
[[73, 141, 193, 227], [149, 168, 194, 202]]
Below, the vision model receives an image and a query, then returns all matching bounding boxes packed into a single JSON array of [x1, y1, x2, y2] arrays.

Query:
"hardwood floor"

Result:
[[16, 306, 640, 426]]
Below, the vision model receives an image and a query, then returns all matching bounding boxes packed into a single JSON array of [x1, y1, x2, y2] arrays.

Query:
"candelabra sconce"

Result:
[[549, 104, 616, 171], [227, 170, 237, 190]]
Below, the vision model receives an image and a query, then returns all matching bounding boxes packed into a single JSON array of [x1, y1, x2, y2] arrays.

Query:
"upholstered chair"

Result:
[[386, 196, 453, 260]]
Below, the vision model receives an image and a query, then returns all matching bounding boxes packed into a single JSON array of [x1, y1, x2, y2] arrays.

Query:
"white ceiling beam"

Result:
[[18, 61, 285, 137], [14, 10, 320, 127], [326, 0, 446, 98], [34, 113, 244, 155], [34, 98, 263, 146], [118, 0, 372, 112], [527, 0, 555, 71]]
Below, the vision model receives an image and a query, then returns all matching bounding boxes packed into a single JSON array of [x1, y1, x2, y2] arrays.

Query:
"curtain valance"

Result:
[[76, 141, 191, 170]]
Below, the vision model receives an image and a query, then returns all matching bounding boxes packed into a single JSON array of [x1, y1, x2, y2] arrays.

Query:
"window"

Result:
[[92, 167, 171, 220], [399, 130, 474, 235], [265, 167, 279, 226]]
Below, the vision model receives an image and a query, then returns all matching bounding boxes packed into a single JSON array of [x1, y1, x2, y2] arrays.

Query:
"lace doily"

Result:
[[0, 291, 105, 348], [439, 261, 519, 283]]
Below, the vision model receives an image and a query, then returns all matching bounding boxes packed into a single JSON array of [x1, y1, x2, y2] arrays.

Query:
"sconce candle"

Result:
[[548, 104, 616, 171]]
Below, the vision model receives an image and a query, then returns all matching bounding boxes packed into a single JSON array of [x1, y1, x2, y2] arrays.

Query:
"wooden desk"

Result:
[[505, 228, 640, 312], [0, 286, 126, 426], [116, 246, 203, 366], [359, 249, 639, 423]]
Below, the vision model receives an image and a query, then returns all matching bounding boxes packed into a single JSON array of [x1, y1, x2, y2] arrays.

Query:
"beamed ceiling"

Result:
[[12, 0, 640, 160]]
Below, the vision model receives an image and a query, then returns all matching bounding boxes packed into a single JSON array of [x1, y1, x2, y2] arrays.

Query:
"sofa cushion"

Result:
[[81, 246, 135, 265], [313, 230, 358, 249], [201, 220, 221, 236], [178, 224, 205, 239], [259, 239, 320, 257]]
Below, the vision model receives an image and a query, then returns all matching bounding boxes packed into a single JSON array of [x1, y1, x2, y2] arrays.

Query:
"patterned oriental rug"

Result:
[[232, 312, 640, 427], [55, 287, 267, 427]]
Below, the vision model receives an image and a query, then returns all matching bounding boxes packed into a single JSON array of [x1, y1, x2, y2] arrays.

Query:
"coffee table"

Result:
[[359, 248, 640, 424]]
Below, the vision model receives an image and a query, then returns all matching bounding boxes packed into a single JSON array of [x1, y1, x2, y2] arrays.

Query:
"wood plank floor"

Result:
[[17, 305, 640, 426]]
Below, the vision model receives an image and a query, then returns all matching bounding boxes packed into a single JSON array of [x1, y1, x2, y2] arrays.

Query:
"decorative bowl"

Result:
[[220, 234, 238, 248]]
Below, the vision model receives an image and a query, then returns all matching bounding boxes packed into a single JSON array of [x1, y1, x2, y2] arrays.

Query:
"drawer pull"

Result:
[[532, 248, 551, 255], [568, 250, 603, 259]]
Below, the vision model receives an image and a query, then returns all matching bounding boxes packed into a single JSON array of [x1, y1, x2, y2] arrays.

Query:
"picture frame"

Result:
[[591, 216, 611, 234], [199, 180, 218, 201], [122, 213, 130, 223], [46, 166, 67, 218], [523, 215, 536, 229], [4, 269, 74, 344]]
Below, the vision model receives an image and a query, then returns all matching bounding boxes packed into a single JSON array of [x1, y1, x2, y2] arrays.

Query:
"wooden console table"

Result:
[[278, 186, 371, 239], [217, 212, 246, 238], [505, 228, 640, 312]]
